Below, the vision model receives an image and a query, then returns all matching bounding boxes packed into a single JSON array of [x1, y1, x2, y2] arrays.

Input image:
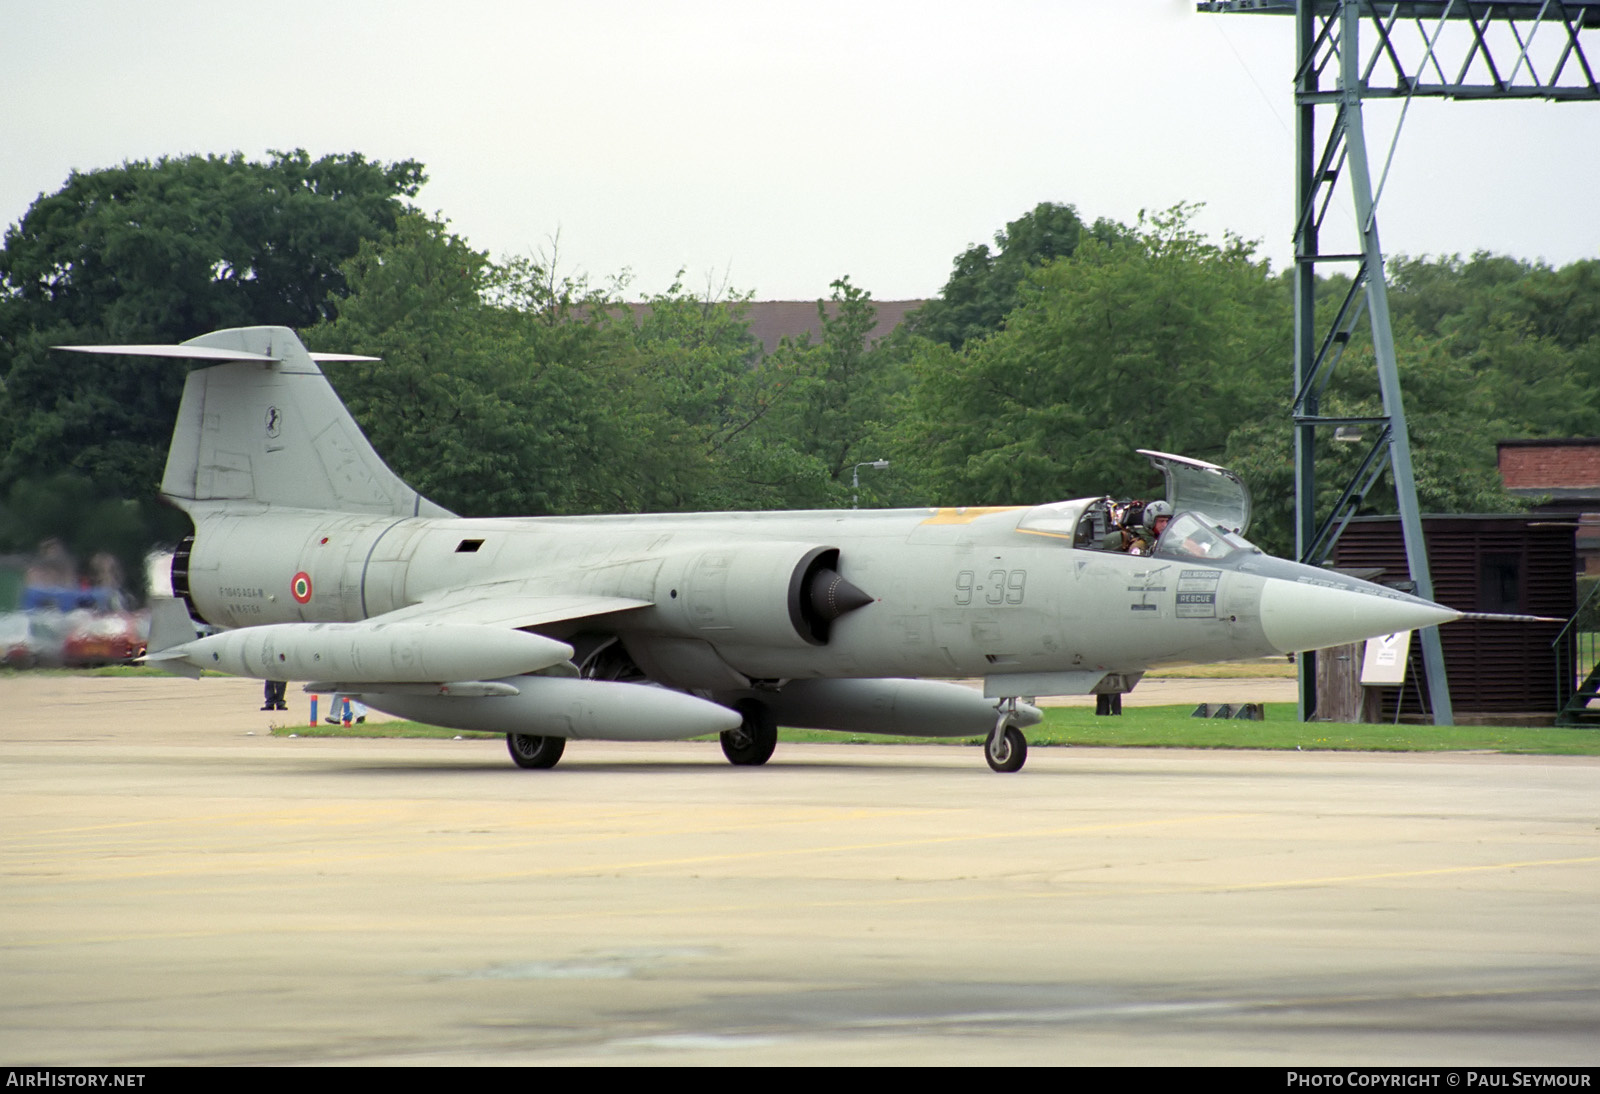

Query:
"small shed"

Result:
[[1329, 514, 1575, 723]]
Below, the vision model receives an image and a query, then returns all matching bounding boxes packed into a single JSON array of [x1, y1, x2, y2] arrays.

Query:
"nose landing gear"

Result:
[[985, 699, 1029, 773]]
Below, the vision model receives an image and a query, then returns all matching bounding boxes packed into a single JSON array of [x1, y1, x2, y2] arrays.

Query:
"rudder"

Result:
[[152, 327, 452, 517]]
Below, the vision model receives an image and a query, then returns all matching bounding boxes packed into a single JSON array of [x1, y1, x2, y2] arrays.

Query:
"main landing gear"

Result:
[[985, 700, 1028, 773], [506, 733, 566, 769], [720, 699, 777, 766]]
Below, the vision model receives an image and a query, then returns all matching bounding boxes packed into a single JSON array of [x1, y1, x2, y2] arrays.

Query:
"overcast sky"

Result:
[[6, 1, 1598, 301]]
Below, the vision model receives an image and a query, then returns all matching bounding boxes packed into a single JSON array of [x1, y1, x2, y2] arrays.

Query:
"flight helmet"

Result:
[[1142, 500, 1173, 533]]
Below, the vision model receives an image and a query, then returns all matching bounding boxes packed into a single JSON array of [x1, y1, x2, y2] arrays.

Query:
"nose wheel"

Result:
[[985, 702, 1028, 773]]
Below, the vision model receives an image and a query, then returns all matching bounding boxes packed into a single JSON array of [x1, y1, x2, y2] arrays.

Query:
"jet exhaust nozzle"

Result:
[[808, 568, 874, 622]]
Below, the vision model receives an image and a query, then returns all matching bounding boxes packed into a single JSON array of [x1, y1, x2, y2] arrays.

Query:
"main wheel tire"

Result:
[[720, 700, 777, 766], [506, 733, 566, 769], [985, 724, 1027, 773]]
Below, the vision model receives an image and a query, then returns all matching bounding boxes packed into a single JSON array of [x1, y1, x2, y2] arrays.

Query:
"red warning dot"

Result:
[[291, 572, 313, 604]]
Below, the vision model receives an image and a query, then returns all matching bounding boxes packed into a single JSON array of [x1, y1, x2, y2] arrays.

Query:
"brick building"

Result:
[[1496, 438, 1600, 575], [612, 300, 925, 357]]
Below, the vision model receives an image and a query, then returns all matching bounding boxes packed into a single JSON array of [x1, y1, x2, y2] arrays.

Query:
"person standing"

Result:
[[262, 680, 287, 711]]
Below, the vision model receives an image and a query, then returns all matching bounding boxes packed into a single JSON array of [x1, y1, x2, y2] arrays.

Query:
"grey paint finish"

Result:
[[64, 327, 1464, 770]]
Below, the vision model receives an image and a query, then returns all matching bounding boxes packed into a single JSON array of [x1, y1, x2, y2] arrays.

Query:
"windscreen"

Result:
[[1155, 512, 1257, 562]]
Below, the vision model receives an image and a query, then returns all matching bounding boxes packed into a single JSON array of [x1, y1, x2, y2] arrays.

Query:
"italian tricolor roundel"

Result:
[[291, 572, 313, 604]]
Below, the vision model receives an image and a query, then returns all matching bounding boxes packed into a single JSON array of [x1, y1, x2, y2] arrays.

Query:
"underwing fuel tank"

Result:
[[148, 621, 575, 683], [353, 677, 745, 742], [744, 678, 1043, 739]]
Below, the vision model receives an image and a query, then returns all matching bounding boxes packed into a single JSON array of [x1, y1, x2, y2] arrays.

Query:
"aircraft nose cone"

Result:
[[1259, 579, 1460, 654]]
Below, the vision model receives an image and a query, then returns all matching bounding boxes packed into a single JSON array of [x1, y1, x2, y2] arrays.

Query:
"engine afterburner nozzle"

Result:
[[808, 569, 874, 622]]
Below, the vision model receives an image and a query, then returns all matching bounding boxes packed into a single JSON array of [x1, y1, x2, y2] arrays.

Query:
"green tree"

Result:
[[909, 205, 1288, 506], [1220, 251, 1600, 555], [735, 277, 920, 509], [314, 221, 878, 518], [1385, 252, 1600, 435], [0, 150, 424, 503], [622, 276, 773, 510], [308, 215, 665, 517], [912, 202, 1130, 349], [1224, 325, 1526, 557], [1387, 252, 1533, 341]]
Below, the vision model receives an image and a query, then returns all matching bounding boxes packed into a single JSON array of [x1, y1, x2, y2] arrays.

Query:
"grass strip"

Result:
[[271, 702, 1600, 755]]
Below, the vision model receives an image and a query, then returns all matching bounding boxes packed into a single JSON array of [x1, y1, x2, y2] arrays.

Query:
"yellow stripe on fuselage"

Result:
[[919, 507, 1026, 526]]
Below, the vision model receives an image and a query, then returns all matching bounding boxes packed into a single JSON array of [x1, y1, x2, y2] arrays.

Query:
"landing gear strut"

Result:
[[985, 700, 1028, 773], [720, 699, 777, 766]]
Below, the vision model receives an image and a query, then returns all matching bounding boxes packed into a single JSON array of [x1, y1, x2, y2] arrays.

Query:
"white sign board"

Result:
[[1360, 630, 1412, 686]]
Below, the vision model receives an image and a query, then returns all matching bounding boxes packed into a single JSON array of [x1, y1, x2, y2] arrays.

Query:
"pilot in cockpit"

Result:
[[1127, 500, 1171, 556]]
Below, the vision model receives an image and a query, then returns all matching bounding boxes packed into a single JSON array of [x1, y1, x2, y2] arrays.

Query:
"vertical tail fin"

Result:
[[60, 326, 452, 518]]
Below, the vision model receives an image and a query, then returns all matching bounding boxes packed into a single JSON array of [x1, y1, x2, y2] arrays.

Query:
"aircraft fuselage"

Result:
[[177, 500, 1391, 697], [63, 325, 1467, 771]]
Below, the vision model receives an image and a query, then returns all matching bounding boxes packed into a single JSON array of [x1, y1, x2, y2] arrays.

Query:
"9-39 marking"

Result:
[[955, 569, 1027, 606]]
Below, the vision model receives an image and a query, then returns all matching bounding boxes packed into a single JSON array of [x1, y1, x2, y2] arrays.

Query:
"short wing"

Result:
[[293, 592, 654, 697], [368, 589, 653, 630]]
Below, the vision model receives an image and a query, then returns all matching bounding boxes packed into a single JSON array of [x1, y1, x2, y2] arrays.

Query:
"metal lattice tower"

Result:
[[1199, 0, 1600, 724]]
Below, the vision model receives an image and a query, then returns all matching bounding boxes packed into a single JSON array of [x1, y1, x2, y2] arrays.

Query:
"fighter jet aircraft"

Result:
[[60, 326, 1464, 772]]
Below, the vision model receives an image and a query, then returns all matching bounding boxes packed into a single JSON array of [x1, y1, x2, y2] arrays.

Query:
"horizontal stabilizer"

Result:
[[57, 343, 279, 363], [54, 344, 379, 364], [85, 326, 449, 517]]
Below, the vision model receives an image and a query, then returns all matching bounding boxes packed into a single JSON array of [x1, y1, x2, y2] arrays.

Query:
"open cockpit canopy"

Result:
[[1015, 451, 1254, 552], [1137, 449, 1251, 536]]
